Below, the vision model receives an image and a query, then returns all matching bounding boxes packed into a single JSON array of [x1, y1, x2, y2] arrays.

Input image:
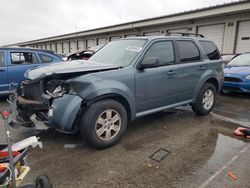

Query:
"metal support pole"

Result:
[[3, 112, 16, 188]]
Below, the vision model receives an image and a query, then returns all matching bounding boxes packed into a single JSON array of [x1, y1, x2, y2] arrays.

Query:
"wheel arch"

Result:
[[85, 93, 133, 121], [205, 77, 219, 93], [192, 76, 219, 103]]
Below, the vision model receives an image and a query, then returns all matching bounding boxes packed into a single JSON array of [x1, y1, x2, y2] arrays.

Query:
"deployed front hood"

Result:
[[25, 60, 119, 80]]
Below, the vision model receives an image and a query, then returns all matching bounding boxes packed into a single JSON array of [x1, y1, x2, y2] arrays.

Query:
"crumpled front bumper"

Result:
[[10, 94, 83, 132]]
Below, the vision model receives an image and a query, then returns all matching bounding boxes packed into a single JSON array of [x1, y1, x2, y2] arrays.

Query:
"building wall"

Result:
[[23, 11, 250, 55]]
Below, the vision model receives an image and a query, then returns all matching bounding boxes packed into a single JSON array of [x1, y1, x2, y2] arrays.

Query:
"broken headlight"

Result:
[[45, 80, 69, 98]]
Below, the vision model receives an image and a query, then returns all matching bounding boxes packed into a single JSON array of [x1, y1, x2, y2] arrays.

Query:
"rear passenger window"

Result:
[[39, 54, 53, 63], [144, 41, 175, 65], [11, 52, 38, 65], [177, 41, 201, 63], [199, 41, 220, 60], [0, 52, 4, 66]]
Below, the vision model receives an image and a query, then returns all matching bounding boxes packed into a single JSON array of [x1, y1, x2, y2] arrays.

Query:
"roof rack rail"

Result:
[[166, 32, 204, 38]]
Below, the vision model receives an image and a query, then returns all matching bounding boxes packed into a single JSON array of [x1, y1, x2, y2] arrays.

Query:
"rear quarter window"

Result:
[[176, 41, 201, 63], [199, 41, 220, 60], [38, 54, 54, 63], [0, 52, 4, 66]]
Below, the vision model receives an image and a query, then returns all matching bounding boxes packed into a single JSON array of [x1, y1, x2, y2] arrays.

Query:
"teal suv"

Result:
[[11, 35, 224, 149]]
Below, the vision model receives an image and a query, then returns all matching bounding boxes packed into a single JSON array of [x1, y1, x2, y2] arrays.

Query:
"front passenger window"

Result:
[[144, 41, 175, 65]]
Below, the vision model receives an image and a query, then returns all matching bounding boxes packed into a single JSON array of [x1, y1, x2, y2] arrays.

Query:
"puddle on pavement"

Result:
[[204, 134, 247, 171], [177, 132, 249, 187]]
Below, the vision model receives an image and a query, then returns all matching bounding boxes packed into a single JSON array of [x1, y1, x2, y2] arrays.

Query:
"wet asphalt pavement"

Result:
[[0, 93, 249, 188]]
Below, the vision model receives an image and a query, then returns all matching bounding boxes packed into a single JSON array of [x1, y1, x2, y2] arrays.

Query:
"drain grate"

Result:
[[149, 148, 170, 162]]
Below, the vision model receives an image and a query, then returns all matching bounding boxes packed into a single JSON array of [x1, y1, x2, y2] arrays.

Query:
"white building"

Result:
[[15, 1, 250, 55]]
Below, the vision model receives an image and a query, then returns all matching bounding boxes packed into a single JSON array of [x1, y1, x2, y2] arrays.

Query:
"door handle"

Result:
[[0, 69, 5, 72], [198, 66, 206, 71], [167, 70, 175, 75]]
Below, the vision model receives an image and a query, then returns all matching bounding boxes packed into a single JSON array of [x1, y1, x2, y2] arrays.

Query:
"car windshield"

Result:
[[227, 54, 250, 66], [89, 39, 147, 67]]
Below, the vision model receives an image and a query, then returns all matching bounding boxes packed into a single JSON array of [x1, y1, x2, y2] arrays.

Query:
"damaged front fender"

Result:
[[50, 94, 83, 131]]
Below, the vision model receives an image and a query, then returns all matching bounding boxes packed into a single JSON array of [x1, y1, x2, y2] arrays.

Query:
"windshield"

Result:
[[89, 39, 147, 67], [228, 54, 250, 66]]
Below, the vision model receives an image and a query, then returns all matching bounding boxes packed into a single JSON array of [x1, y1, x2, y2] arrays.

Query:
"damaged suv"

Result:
[[11, 36, 223, 149]]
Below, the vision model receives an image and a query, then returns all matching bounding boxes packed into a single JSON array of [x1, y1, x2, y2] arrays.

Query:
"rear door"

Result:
[[0, 50, 8, 93], [174, 40, 205, 100], [7, 50, 40, 86]]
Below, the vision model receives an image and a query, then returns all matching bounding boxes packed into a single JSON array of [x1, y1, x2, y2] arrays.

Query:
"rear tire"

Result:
[[80, 99, 127, 149], [192, 83, 216, 115]]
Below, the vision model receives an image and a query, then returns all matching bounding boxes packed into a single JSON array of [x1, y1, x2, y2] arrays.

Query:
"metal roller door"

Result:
[[51, 43, 56, 53], [144, 31, 160, 36], [70, 41, 77, 53], [198, 24, 225, 52], [56, 43, 63, 54], [167, 28, 188, 33], [125, 34, 137, 38], [46, 44, 51, 50], [110, 36, 120, 41], [86, 39, 96, 49], [77, 40, 85, 50], [97, 38, 107, 45], [63, 42, 69, 54], [236, 21, 250, 53]]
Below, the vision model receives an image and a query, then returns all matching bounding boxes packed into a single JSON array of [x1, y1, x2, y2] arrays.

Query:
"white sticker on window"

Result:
[[126, 46, 142, 52]]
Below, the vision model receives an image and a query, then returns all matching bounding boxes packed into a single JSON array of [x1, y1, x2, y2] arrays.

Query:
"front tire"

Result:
[[192, 83, 216, 115], [80, 99, 127, 149], [35, 175, 52, 188]]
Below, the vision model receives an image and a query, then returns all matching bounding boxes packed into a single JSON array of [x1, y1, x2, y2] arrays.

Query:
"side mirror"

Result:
[[138, 57, 160, 70]]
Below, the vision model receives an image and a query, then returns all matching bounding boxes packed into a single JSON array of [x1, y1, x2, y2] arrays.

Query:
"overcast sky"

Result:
[[0, 0, 239, 46]]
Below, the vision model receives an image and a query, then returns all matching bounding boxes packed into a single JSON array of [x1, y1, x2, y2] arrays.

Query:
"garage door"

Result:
[[125, 34, 137, 38], [46, 44, 51, 50], [86, 39, 96, 49], [97, 38, 107, 45], [63, 42, 69, 54], [236, 21, 250, 53], [110, 36, 121, 41], [70, 41, 77, 53], [167, 28, 189, 33], [56, 43, 63, 54], [77, 40, 85, 50], [198, 24, 225, 52], [144, 31, 160, 36], [51, 43, 56, 53]]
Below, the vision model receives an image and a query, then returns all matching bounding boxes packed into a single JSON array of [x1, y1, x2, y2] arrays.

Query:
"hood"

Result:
[[25, 60, 119, 80], [224, 65, 250, 76]]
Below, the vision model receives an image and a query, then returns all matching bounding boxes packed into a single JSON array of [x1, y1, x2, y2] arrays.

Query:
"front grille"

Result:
[[223, 86, 242, 92], [224, 77, 243, 83], [20, 80, 43, 101]]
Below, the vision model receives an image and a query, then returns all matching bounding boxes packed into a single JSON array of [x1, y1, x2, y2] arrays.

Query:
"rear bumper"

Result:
[[10, 94, 83, 132]]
